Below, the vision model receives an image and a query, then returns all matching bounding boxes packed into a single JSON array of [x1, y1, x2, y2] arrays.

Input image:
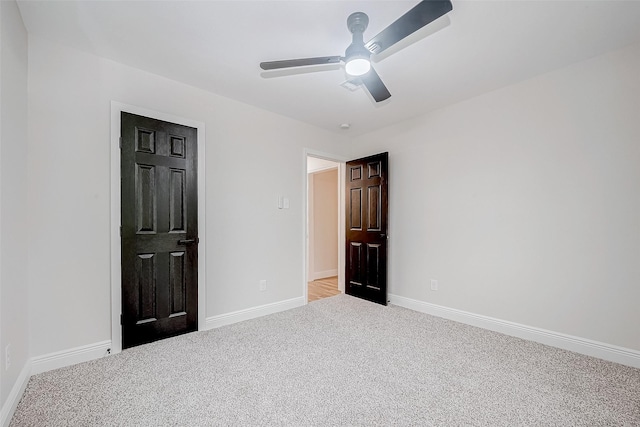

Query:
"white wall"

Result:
[[351, 43, 640, 351], [309, 169, 338, 280], [14, 12, 640, 380], [0, 0, 29, 410], [26, 36, 351, 358]]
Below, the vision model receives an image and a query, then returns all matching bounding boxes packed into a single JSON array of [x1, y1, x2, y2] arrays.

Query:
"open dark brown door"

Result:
[[345, 152, 388, 305], [121, 112, 198, 349]]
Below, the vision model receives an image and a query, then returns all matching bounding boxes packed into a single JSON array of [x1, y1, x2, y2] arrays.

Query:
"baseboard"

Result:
[[1, 360, 31, 427], [205, 296, 306, 330], [389, 294, 640, 369], [31, 340, 112, 375], [310, 270, 338, 281]]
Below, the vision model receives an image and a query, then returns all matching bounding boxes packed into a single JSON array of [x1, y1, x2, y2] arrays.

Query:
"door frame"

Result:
[[110, 101, 206, 354], [303, 149, 347, 301]]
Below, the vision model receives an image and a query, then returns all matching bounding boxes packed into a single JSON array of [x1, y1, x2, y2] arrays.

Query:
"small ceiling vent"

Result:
[[340, 79, 362, 91]]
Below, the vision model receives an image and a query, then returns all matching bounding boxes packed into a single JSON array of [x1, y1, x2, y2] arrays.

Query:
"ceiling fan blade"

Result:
[[361, 67, 391, 102], [365, 0, 453, 55], [260, 56, 342, 70]]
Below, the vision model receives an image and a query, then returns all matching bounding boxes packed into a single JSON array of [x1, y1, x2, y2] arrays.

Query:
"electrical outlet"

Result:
[[259, 279, 267, 291], [5, 344, 11, 371], [430, 279, 438, 291]]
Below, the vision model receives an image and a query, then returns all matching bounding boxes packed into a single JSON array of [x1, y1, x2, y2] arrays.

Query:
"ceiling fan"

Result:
[[260, 0, 453, 102]]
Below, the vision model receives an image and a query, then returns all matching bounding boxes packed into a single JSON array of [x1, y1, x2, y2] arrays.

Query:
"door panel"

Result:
[[349, 188, 362, 230], [135, 253, 156, 321], [170, 251, 186, 314], [345, 152, 388, 305], [136, 164, 157, 233], [367, 185, 381, 230], [349, 242, 363, 286], [121, 112, 198, 349], [169, 169, 186, 232]]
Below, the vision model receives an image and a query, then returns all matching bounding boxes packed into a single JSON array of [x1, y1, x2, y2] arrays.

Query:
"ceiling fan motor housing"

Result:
[[345, 11, 371, 75], [347, 12, 369, 34]]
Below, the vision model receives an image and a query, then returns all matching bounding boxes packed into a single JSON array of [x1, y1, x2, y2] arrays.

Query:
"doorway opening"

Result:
[[305, 153, 345, 302]]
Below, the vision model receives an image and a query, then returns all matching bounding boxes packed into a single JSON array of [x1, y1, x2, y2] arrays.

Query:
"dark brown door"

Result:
[[121, 112, 198, 349], [345, 152, 388, 305]]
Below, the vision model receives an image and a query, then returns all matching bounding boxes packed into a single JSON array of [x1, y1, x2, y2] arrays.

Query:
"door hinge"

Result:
[[120, 314, 123, 325], [119, 226, 122, 237], [119, 137, 122, 149]]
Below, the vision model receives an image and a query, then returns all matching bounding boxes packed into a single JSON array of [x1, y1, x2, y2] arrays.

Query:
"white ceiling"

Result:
[[17, 0, 640, 136]]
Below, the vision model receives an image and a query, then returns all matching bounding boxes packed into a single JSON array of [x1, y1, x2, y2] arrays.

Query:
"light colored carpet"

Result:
[[11, 295, 640, 426]]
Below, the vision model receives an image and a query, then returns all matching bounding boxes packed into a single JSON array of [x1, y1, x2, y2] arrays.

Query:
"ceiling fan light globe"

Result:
[[345, 58, 371, 76]]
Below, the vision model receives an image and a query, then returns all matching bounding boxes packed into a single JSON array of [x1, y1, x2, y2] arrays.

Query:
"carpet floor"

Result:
[[10, 295, 640, 426]]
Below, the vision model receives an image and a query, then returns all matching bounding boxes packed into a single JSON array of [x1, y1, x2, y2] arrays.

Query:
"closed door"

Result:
[[345, 152, 388, 305], [121, 112, 198, 349]]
